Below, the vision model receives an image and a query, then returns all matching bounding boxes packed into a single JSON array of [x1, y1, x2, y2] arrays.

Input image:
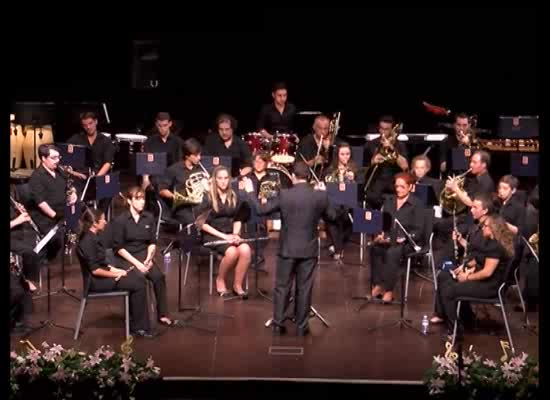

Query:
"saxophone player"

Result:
[[28, 144, 79, 262], [322, 142, 357, 260], [157, 138, 209, 226]]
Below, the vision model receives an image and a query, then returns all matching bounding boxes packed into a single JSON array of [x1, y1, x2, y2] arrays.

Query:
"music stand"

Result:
[[136, 152, 167, 176], [12, 102, 56, 170], [498, 116, 539, 138], [325, 182, 359, 265], [451, 147, 471, 172], [174, 224, 227, 333], [511, 154, 539, 177], [57, 143, 89, 170], [92, 172, 120, 221], [200, 156, 232, 175]]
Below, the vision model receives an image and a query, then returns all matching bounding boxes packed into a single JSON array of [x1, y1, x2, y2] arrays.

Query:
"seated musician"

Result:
[[199, 166, 251, 298], [496, 175, 525, 235], [410, 154, 443, 195], [322, 142, 357, 260], [256, 81, 297, 139], [112, 186, 176, 327], [431, 192, 496, 324], [29, 144, 79, 262], [363, 115, 408, 210], [157, 138, 209, 225], [67, 111, 116, 212], [432, 214, 514, 336], [142, 112, 184, 191], [203, 113, 253, 177], [370, 172, 422, 303], [439, 112, 475, 177], [433, 150, 496, 272], [10, 199, 40, 291], [297, 114, 342, 177], [76, 208, 153, 338], [10, 252, 33, 335]]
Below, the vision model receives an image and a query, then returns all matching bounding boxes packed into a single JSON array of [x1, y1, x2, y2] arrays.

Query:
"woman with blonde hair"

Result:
[[200, 166, 251, 298]]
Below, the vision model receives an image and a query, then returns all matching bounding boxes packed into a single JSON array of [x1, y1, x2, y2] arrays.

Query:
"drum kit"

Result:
[[242, 132, 300, 165]]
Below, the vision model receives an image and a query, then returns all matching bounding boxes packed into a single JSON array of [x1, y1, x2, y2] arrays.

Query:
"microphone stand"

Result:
[[366, 217, 424, 335]]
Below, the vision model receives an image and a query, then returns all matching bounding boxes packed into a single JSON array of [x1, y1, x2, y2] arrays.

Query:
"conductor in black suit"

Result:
[[242, 162, 337, 336]]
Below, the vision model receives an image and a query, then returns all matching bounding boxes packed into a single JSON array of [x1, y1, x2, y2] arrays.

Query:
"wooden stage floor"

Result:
[[11, 231, 539, 383]]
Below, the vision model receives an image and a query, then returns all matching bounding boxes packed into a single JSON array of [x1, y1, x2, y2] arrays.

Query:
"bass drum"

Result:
[[22, 125, 54, 169], [10, 123, 24, 170]]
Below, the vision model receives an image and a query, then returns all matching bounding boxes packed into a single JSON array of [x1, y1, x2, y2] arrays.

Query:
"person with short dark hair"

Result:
[[242, 161, 338, 336], [256, 81, 297, 137], [157, 138, 208, 224], [440, 112, 474, 175], [142, 112, 184, 190], [203, 113, 253, 177], [76, 208, 152, 337], [497, 175, 525, 235]]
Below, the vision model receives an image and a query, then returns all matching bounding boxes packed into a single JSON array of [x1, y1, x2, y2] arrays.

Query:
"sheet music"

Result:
[[33, 224, 59, 254]]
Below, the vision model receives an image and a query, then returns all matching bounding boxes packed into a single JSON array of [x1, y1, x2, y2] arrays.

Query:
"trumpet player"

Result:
[[158, 138, 209, 225], [440, 112, 474, 175], [363, 115, 408, 209], [28, 144, 79, 261], [322, 142, 357, 260]]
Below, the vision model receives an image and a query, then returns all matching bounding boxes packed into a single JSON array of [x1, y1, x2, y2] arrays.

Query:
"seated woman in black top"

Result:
[[76, 208, 152, 337], [432, 215, 514, 332], [322, 142, 357, 260], [370, 172, 423, 303], [112, 186, 176, 327], [200, 166, 251, 298]]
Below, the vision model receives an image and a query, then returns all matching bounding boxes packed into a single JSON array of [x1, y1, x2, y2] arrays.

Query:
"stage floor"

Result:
[[11, 231, 539, 382]]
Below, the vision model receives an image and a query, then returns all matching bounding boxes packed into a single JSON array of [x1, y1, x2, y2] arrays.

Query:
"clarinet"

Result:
[[453, 208, 459, 264], [10, 195, 43, 239]]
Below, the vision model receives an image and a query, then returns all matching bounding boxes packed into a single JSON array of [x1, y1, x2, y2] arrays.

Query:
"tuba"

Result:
[[439, 168, 472, 214]]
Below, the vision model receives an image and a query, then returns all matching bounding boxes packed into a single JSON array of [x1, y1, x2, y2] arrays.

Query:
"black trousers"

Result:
[[10, 272, 33, 326], [435, 271, 498, 327], [370, 242, 410, 292], [115, 251, 169, 318], [89, 269, 151, 333], [11, 238, 41, 282], [273, 256, 317, 331], [326, 208, 353, 253], [521, 256, 539, 305]]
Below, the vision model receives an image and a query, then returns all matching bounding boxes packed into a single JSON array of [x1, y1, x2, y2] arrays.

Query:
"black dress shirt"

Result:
[[499, 193, 526, 232], [256, 103, 297, 134], [76, 231, 110, 272], [112, 210, 157, 256], [144, 133, 183, 167], [201, 194, 245, 235], [67, 132, 115, 174], [382, 194, 423, 245], [464, 172, 495, 198], [364, 138, 408, 178], [203, 133, 252, 176], [29, 165, 68, 232]]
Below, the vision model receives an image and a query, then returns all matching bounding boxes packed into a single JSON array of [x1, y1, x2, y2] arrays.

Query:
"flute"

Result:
[[10, 195, 43, 239], [394, 218, 421, 252], [204, 237, 269, 247]]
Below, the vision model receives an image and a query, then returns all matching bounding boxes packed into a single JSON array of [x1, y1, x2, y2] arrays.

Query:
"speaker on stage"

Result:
[[131, 40, 161, 90]]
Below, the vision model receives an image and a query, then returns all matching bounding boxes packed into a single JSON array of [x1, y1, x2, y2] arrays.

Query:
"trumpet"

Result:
[[10, 195, 43, 239]]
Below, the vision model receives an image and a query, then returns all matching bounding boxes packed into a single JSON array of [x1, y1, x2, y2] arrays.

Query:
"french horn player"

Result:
[[158, 138, 210, 226]]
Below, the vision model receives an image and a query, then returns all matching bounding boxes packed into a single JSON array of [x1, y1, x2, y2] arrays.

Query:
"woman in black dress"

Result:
[[201, 166, 251, 298]]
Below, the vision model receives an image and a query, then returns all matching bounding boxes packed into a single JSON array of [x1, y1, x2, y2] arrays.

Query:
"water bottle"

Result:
[[421, 315, 429, 335], [163, 252, 171, 270]]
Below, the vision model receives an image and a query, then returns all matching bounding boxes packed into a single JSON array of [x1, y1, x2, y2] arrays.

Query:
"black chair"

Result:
[[73, 252, 130, 340], [404, 207, 435, 304], [451, 257, 517, 353]]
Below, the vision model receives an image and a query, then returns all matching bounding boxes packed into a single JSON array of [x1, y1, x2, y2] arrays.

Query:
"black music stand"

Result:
[[200, 156, 232, 175], [136, 152, 167, 176], [498, 116, 539, 138], [12, 102, 56, 170], [451, 147, 471, 172], [25, 210, 81, 336], [174, 224, 227, 333], [511, 154, 539, 177], [57, 143, 89, 170], [90, 172, 120, 221], [325, 182, 359, 266]]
